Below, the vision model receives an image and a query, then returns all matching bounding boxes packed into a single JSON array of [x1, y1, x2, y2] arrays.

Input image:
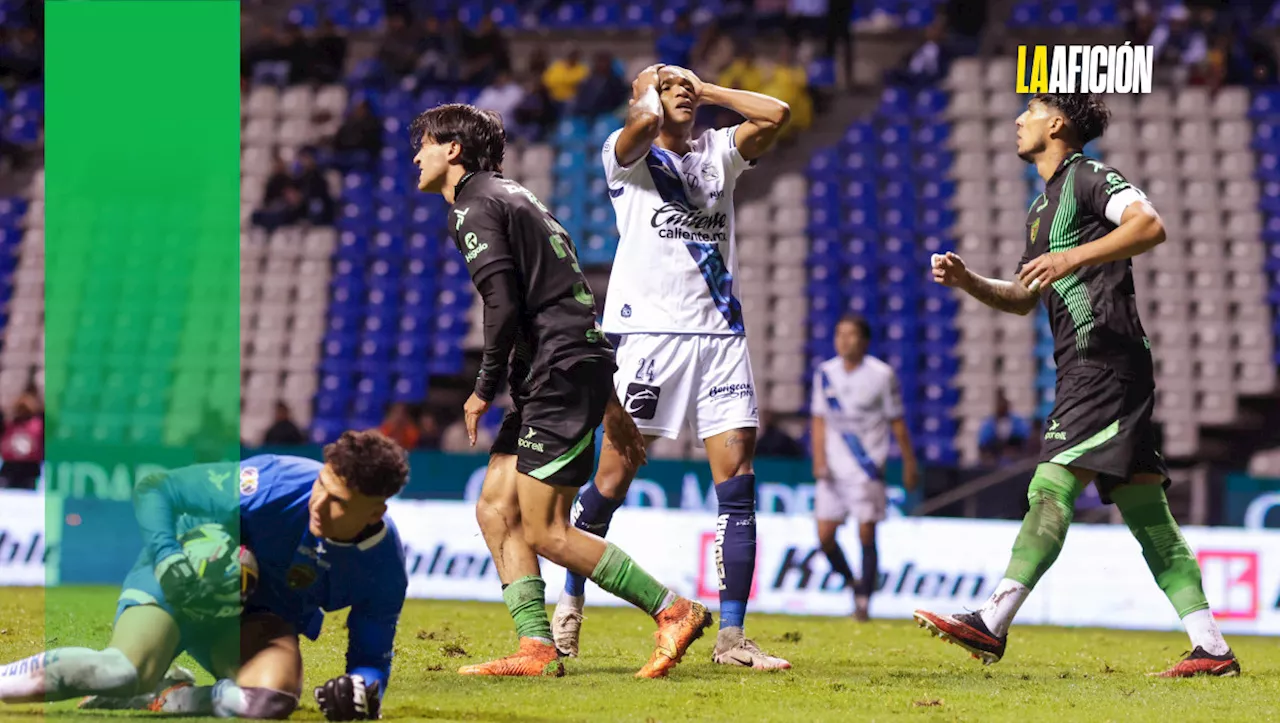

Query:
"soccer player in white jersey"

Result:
[[811, 314, 919, 621], [552, 64, 793, 669]]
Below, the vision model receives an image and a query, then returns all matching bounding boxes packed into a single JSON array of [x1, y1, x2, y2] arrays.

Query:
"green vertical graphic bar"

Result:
[[44, 0, 240, 702]]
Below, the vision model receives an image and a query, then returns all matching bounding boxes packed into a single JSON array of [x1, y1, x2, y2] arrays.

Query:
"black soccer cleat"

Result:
[[914, 609, 1008, 665]]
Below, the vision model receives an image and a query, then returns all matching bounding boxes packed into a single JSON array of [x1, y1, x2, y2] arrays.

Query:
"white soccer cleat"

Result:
[[79, 664, 196, 710], [711, 627, 791, 670], [551, 591, 585, 658]]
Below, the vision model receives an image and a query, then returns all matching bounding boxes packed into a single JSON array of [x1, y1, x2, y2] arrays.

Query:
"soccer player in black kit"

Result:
[[915, 94, 1239, 677], [409, 104, 711, 679]]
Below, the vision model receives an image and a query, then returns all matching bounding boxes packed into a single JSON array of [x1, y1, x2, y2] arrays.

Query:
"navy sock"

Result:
[[714, 474, 756, 629], [857, 536, 879, 598], [821, 542, 855, 588], [563, 484, 624, 596]]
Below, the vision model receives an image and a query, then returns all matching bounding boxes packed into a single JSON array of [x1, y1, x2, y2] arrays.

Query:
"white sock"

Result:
[[0, 647, 136, 703], [557, 591, 585, 609], [1182, 609, 1230, 656], [978, 578, 1031, 638]]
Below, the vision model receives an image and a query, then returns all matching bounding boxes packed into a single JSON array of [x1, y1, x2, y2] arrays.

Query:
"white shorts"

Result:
[[613, 333, 758, 442], [814, 478, 887, 524]]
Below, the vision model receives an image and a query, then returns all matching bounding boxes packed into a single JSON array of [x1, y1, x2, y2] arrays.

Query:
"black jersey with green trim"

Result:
[[449, 172, 613, 395], [1018, 152, 1153, 375]]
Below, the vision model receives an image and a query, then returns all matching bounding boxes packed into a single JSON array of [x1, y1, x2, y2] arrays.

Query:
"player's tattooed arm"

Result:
[[931, 251, 1038, 316], [698, 82, 791, 160], [614, 65, 664, 168]]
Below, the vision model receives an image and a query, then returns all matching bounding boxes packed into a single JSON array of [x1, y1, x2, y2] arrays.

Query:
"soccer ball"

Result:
[[178, 523, 243, 618], [239, 545, 259, 603]]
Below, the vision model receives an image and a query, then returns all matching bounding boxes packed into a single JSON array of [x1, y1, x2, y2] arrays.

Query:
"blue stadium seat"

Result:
[[310, 418, 345, 444]]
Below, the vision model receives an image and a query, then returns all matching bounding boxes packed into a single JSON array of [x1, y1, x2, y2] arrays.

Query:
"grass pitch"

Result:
[[1, 586, 1276, 722]]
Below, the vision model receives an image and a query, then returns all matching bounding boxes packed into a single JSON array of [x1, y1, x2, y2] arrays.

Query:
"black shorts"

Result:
[[492, 359, 612, 487], [1038, 363, 1169, 503]]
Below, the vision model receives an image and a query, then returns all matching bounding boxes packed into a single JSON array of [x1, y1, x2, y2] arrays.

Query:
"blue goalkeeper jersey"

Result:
[[133, 454, 407, 692]]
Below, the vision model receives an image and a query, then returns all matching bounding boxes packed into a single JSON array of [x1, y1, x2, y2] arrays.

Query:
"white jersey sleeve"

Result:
[[715, 124, 755, 180], [602, 129, 644, 185], [810, 367, 828, 417]]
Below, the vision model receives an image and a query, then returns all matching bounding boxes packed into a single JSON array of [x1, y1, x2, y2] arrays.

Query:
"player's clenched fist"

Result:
[[930, 251, 970, 289], [315, 675, 381, 721]]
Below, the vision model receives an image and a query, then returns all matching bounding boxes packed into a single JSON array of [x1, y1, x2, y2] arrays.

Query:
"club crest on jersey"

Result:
[[1030, 217, 1041, 244], [240, 467, 259, 495], [700, 161, 719, 182]]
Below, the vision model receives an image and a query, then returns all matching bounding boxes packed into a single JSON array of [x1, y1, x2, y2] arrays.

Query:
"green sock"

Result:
[[590, 543, 676, 616], [1003, 464, 1085, 588], [1112, 483, 1210, 617], [502, 575, 553, 642]]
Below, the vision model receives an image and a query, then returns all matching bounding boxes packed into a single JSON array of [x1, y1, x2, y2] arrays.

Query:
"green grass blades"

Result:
[[2, 587, 1277, 722]]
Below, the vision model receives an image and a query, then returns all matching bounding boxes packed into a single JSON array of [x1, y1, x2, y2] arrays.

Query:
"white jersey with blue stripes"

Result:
[[600, 125, 753, 336], [811, 355, 904, 483]]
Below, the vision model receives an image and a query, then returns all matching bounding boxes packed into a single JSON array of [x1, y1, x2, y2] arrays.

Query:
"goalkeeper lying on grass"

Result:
[[0, 430, 409, 719]]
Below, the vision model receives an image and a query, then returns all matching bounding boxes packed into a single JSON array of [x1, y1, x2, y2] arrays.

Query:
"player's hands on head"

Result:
[[659, 65, 703, 100], [929, 252, 969, 289], [1016, 250, 1077, 293], [633, 64, 663, 99], [604, 394, 648, 471], [463, 393, 489, 447], [315, 674, 381, 721]]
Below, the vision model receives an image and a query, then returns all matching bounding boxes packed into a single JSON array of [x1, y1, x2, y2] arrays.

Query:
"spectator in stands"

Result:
[[1149, 4, 1207, 83], [942, 0, 985, 56], [1223, 28, 1279, 86], [461, 15, 510, 87], [242, 25, 286, 84], [295, 148, 335, 225], [718, 44, 764, 92], [416, 15, 459, 86], [0, 390, 42, 490], [977, 389, 1031, 466], [279, 23, 314, 84], [569, 52, 628, 117], [513, 74, 557, 141], [332, 98, 382, 162], [473, 69, 526, 125], [417, 408, 443, 450], [543, 49, 590, 105], [380, 402, 420, 450], [0, 26, 42, 84], [884, 19, 950, 88], [378, 12, 421, 77], [657, 13, 699, 67], [310, 18, 348, 84], [759, 45, 813, 135], [251, 154, 303, 232], [753, 0, 789, 37], [262, 401, 306, 446], [756, 410, 806, 458]]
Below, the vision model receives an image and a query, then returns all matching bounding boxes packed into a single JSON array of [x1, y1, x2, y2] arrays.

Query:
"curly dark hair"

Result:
[[409, 103, 505, 173], [323, 430, 410, 499], [1033, 93, 1111, 146]]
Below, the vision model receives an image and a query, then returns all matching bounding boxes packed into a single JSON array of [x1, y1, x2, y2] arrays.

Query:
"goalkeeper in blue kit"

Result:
[[0, 430, 410, 720]]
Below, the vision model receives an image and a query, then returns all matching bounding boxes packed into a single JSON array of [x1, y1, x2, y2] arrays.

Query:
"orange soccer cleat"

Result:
[[1157, 647, 1241, 678], [635, 598, 713, 679], [457, 637, 565, 677]]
